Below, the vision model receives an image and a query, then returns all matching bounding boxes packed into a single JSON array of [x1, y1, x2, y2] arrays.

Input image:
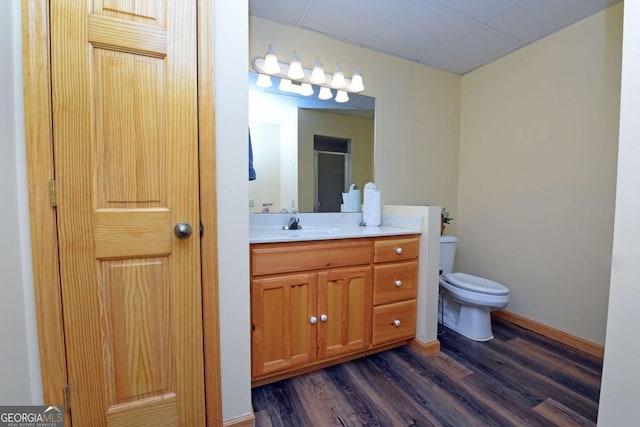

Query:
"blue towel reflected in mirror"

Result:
[[249, 128, 256, 181]]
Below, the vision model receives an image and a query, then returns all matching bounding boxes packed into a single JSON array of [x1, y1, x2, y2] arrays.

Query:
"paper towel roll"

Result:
[[363, 183, 381, 227], [348, 189, 361, 212]]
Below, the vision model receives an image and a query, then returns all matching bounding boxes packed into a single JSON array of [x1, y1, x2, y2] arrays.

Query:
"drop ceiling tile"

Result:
[[249, 0, 312, 25], [299, 0, 415, 47], [249, 0, 622, 76], [375, 0, 480, 61], [429, 0, 519, 23], [485, 0, 619, 44], [423, 26, 524, 74]]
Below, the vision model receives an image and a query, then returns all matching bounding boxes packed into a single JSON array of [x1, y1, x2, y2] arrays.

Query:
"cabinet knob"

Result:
[[395, 247, 403, 255], [320, 314, 328, 322], [393, 319, 401, 327], [310, 316, 318, 325], [395, 280, 402, 287]]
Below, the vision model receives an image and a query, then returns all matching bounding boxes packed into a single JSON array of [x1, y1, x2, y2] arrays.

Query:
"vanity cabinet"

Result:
[[250, 235, 418, 383], [372, 237, 419, 346], [251, 240, 372, 379]]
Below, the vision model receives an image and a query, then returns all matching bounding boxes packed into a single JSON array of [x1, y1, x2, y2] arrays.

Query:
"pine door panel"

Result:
[[317, 267, 372, 359], [99, 258, 173, 404], [93, 50, 166, 208], [51, 0, 203, 425], [251, 274, 317, 378]]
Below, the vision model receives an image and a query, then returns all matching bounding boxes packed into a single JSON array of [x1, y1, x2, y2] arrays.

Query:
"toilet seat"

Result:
[[443, 272, 509, 296]]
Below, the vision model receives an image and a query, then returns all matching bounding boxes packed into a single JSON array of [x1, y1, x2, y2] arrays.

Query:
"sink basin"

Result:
[[278, 227, 339, 236], [251, 226, 342, 240]]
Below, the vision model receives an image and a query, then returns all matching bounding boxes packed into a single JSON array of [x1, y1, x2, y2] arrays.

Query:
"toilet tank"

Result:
[[439, 235, 458, 275]]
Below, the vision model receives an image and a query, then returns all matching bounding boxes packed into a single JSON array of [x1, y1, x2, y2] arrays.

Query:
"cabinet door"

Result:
[[251, 273, 318, 378], [317, 267, 372, 359]]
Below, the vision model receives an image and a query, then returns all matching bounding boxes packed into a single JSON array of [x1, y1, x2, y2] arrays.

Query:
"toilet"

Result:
[[439, 236, 509, 341]]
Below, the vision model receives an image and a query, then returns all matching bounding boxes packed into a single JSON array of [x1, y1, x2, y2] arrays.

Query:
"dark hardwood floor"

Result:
[[252, 318, 603, 426]]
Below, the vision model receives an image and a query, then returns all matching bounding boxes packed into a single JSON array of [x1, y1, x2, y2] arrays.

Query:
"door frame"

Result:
[[21, 1, 221, 425], [313, 150, 352, 212]]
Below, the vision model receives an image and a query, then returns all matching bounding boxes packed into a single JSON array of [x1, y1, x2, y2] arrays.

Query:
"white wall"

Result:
[[249, 17, 461, 230], [214, 0, 253, 421], [0, 0, 41, 404], [598, 0, 640, 423], [458, 4, 622, 345]]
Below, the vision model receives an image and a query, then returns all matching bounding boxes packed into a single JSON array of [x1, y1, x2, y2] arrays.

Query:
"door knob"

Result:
[[174, 223, 193, 238], [395, 280, 402, 287], [393, 319, 401, 327], [395, 247, 403, 255], [310, 316, 318, 325], [320, 314, 328, 322]]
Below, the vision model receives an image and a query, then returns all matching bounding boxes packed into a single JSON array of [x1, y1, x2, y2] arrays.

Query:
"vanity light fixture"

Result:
[[330, 66, 346, 89], [310, 58, 326, 85], [278, 78, 293, 92], [262, 44, 280, 75], [274, 79, 315, 97], [252, 45, 365, 101], [335, 90, 349, 103], [287, 51, 305, 80], [256, 73, 272, 88], [349, 69, 364, 93], [299, 83, 314, 97], [318, 86, 333, 100]]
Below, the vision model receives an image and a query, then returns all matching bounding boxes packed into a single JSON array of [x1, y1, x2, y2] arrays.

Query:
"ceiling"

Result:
[[249, 0, 621, 75]]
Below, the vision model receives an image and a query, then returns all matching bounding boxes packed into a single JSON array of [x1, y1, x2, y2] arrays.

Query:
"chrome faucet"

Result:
[[283, 211, 301, 230]]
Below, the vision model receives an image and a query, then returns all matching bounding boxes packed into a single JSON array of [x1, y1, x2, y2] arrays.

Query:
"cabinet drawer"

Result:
[[373, 236, 419, 263], [251, 240, 372, 276], [372, 300, 416, 345], [373, 261, 418, 305]]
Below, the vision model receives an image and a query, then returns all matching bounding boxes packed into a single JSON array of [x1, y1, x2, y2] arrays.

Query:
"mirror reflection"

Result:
[[249, 71, 375, 213]]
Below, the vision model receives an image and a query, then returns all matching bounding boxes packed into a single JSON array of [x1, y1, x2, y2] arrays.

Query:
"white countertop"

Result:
[[249, 212, 422, 244]]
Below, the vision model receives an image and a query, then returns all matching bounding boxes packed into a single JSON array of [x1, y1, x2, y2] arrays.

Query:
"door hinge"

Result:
[[49, 179, 57, 207], [63, 383, 70, 412]]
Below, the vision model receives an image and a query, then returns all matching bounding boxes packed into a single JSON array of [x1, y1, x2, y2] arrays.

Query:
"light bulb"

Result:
[[349, 69, 364, 92], [263, 44, 280, 75], [287, 51, 304, 80], [330, 66, 346, 89], [256, 74, 272, 88], [318, 86, 333, 100], [278, 78, 293, 92], [310, 58, 326, 85], [335, 90, 349, 103], [300, 83, 314, 96]]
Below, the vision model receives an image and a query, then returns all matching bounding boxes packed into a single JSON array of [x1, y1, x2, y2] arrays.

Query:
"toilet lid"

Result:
[[444, 272, 509, 296]]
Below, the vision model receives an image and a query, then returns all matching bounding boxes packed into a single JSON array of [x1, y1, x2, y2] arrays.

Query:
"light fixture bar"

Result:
[[252, 56, 364, 94]]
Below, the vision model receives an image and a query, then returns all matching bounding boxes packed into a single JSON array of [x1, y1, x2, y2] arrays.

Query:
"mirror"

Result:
[[249, 71, 375, 213]]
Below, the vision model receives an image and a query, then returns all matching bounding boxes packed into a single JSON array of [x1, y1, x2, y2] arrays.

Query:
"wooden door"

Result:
[[317, 267, 372, 359], [50, 1, 204, 425], [251, 273, 317, 378]]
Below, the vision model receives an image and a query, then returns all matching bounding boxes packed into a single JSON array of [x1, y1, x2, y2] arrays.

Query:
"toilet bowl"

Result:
[[439, 236, 509, 341]]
